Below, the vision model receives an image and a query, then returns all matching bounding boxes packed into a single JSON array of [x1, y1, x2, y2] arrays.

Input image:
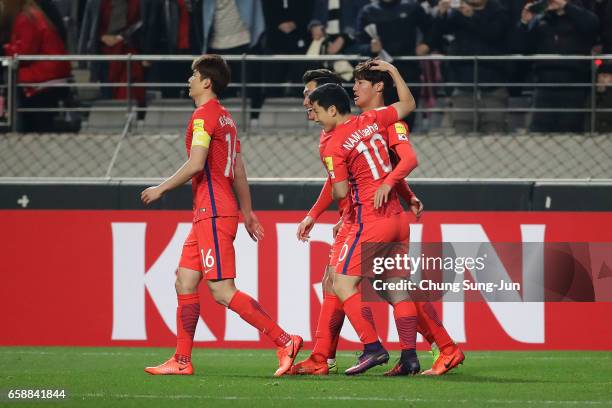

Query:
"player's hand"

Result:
[[374, 184, 392, 209], [369, 59, 396, 74], [410, 196, 424, 221], [332, 219, 343, 238], [243, 211, 265, 241], [297, 215, 315, 242], [141, 186, 163, 205]]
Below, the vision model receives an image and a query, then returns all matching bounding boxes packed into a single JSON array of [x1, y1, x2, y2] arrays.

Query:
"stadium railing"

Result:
[[1, 54, 611, 182], [0, 57, 12, 128], [2, 54, 612, 134]]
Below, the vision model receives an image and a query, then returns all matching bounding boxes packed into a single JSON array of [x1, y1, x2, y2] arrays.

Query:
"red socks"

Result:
[[342, 292, 379, 344], [311, 293, 345, 361], [416, 302, 456, 354], [393, 301, 417, 350], [175, 293, 200, 363], [228, 290, 290, 347]]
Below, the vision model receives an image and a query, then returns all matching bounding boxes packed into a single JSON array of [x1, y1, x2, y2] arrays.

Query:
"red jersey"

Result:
[[322, 106, 403, 223], [185, 98, 240, 222], [319, 129, 351, 219], [385, 120, 412, 151]]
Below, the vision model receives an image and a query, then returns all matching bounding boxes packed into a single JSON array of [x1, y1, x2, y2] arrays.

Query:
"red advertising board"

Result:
[[1, 210, 611, 350]]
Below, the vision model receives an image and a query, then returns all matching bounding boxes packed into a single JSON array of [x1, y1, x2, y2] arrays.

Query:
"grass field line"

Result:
[[2, 349, 610, 361], [76, 393, 612, 405]]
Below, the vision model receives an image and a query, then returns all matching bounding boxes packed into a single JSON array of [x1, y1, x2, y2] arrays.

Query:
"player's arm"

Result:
[[324, 152, 349, 200], [233, 153, 265, 242], [297, 177, 334, 242], [332, 180, 349, 200], [369, 60, 416, 121], [397, 181, 424, 220], [141, 145, 208, 205], [374, 143, 418, 208]]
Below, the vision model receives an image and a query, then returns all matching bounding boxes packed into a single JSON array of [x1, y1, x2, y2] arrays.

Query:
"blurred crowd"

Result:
[[0, 0, 611, 132]]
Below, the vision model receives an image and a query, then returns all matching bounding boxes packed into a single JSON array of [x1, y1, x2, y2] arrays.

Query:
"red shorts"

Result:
[[329, 220, 352, 268], [179, 216, 238, 280], [335, 212, 410, 277]]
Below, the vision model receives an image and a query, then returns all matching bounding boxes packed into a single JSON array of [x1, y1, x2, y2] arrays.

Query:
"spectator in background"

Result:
[[262, 0, 313, 97], [431, 0, 510, 132], [141, 0, 200, 98], [78, 0, 146, 107], [596, 62, 612, 132], [586, 0, 609, 53], [306, 0, 368, 80], [356, 0, 433, 130], [2, 0, 72, 132], [510, 0, 599, 132], [202, 0, 265, 124]]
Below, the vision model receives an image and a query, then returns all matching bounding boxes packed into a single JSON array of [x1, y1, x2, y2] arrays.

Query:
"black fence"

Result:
[[0, 181, 610, 211]]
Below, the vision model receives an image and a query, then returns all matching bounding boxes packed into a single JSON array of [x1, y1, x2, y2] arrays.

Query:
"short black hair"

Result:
[[302, 69, 343, 87], [192, 54, 231, 95], [308, 83, 351, 115], [354, 59, 394, 93]]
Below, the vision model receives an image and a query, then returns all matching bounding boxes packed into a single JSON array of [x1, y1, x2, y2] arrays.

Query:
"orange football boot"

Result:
[[144, 357, 194, 375], [274, 335, 303, 377], [290, 355, 329, 375], [421, 346, 465, 375]]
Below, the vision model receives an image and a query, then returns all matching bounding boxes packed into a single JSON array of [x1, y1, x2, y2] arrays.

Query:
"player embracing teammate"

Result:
[[292, 60, 464, 376]]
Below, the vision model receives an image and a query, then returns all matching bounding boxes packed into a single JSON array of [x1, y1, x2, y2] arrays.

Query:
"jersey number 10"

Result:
[[356, 133, 392, 180]]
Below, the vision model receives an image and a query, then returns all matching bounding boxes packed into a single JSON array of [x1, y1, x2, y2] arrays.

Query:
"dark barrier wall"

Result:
[[0, 181, 610, 211]]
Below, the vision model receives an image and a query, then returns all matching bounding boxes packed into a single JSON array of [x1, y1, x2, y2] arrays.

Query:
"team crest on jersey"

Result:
[[324, 156, 335, 179], [394, 123, 408, 141], [192, 119, 211, 147]]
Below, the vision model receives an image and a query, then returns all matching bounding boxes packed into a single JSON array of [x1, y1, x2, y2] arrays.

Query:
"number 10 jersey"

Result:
[[322, 105, 404, 223]]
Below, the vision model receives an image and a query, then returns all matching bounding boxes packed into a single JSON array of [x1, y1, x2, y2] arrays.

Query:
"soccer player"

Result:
[[293, 69, 350, 375], [309, 61, 420, 375], [293, 69, 424, 376], [351, 59, 465, 376], [141, 55, 302, 377]]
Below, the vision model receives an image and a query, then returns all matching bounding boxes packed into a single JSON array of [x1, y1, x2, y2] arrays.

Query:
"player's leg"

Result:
[[323, 265, 343, 373], [399, 212, 464, 375], [418, 301, 465, 375], [202, 216, 303, 377], [333, 223, 390, 375], [333, 272, 388, 375], [145, 229, 202, 375], [381, 285, 421, 376], [292, 264, 344, 375]]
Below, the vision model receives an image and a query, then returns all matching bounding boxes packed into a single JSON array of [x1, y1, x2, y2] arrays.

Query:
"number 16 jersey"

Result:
[[185, 98, 240, 222]]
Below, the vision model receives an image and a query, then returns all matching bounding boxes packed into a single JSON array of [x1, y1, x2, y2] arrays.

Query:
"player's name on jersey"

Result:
[[343, 123, 380, 150], [218, 114, 236, 128]]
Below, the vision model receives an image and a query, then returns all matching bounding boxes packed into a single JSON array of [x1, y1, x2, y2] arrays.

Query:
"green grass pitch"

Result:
[[1, 347, 611, 407]]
